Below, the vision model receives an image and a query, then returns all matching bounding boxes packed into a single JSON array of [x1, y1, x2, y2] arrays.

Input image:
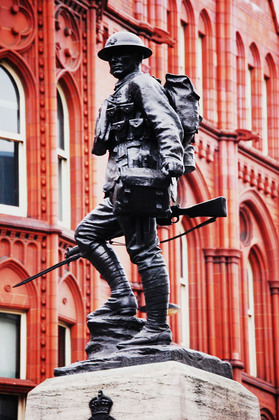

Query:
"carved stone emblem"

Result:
[[55, 6, 81, 71], [88, 390, 115, 420]]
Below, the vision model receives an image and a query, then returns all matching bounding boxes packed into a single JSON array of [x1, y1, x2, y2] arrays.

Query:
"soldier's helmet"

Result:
[[98, 31, 152, 61]]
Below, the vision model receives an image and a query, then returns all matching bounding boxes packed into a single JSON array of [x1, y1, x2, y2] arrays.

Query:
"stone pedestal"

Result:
[[26, 361, 260, 420]]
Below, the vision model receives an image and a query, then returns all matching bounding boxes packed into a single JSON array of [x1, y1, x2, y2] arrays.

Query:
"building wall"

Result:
[[0, 0, 278, 419]]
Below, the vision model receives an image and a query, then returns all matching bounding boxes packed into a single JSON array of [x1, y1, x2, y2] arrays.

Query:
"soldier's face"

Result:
[[108, 53, 140, 80]]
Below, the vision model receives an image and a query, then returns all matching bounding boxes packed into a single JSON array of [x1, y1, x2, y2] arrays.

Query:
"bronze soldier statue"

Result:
[[74, 31, 184, 347]]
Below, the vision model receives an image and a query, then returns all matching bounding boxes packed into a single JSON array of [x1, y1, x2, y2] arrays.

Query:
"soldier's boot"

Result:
[[117, 266, 172, 347], [87, 243, 137, 317]]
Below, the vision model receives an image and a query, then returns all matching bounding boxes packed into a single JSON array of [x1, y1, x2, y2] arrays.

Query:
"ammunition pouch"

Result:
[[112, 167, 171, 218]]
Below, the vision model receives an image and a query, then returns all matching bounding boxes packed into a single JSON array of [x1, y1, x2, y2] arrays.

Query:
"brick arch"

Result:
[[178, 163, 211, 208], [248, 244, 274, 382], [249, 42, 261, 68], [58, 274, 84, 322], [0, 258, 39, 310], [199, 8, 213, 37], [58, 274, 86, 363], [239, 193, 277, 383], [236, 31, 245, 58], [239, 189, 278, 280], [260, 407, 275, 420], [264, 53, 277, 78], [182, 0, 195, 22], [0, 50, 36, 93]]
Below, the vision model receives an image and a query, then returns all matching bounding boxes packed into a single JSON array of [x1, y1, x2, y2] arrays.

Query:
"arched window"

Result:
[[179, 231, 190, 347], [197, 10, 215, 122], [197, 31, 204, 115], [263, 54, 278, 159], [0, 64, 26, 216], [179, 1, 194, 75], [236, 32, 246, 129], [179, 16, 187, 74], [57, 85, 71, 227], [247, 259, 257, 376], [248, 246, 273, 383], [167, 0, 177, 73], [0, 309, 27, 419], [246, 43, 261, 149]]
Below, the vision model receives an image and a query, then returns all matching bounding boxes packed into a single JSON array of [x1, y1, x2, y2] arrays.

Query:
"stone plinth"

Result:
[[26, 361, 260, 420]]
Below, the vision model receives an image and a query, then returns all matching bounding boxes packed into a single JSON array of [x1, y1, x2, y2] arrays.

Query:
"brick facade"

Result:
[[0, 1, 278, 418]]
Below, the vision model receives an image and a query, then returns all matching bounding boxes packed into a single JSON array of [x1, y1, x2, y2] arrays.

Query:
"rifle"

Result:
[[157, 196, 227, 225], [13, 247, 81, 288], [13, 196, 227, 288], [157, 196, 227, 243]]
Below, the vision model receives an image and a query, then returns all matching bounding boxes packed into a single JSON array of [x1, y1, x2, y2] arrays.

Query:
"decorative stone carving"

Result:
[[0, 0, 35, 50], [55, 6, 81, 71]]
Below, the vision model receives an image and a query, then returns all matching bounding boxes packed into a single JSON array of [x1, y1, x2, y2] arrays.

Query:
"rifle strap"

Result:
[[160, 217, 216, 244], [109, 217, 217, 246]]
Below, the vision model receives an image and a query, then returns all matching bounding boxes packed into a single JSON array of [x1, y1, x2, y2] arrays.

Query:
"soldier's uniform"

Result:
[[75, 32, 184, 346]]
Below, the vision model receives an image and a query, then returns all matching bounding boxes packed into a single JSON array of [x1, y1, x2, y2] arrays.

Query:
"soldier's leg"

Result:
[[75, 198, 137, 316], [117, 216, 171, 346]]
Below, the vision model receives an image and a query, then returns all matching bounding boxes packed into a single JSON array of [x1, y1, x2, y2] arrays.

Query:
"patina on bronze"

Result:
[[74, 31, 189, 348], [14, 31, 203, 348]]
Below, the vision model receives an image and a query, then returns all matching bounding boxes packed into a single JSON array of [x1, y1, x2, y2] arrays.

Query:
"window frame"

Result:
[[58, 321, 72, 367], [179, 232, 190, 348], [197, 33, 204, 116], [56, 85, 71, 228], [0, 63, 27, 217], [0, 309, 27, 381], [246, 260, 257, 377]]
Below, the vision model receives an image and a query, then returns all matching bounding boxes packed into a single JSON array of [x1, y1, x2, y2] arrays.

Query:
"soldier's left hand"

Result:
[[162, 162, 184, 178]]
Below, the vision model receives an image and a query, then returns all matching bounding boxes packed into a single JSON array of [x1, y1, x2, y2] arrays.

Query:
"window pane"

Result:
[[58, 324, 71, 366], [0, 394, 18, 420], [0, 139, 19, 206], [0, 314, 20, 378], [58, 157, 63, 221], [57, 91, 65, 150], [58, 325, 66, 367], [0, 66, 19, 134]]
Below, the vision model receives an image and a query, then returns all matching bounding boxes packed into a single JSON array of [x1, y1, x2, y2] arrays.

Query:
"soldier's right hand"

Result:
[[162, 162, 184, 178]]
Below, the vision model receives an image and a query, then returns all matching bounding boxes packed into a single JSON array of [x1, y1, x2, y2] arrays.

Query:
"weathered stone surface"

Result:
[[26, 361, 261, 420]]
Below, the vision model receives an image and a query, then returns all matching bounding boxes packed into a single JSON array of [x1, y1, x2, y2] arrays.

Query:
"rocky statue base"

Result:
[[26, 361, 260, 420], [54, 314, 232, 379]]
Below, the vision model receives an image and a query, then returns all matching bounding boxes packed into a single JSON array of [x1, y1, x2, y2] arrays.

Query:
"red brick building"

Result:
[[0, 0, 279, 418]]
